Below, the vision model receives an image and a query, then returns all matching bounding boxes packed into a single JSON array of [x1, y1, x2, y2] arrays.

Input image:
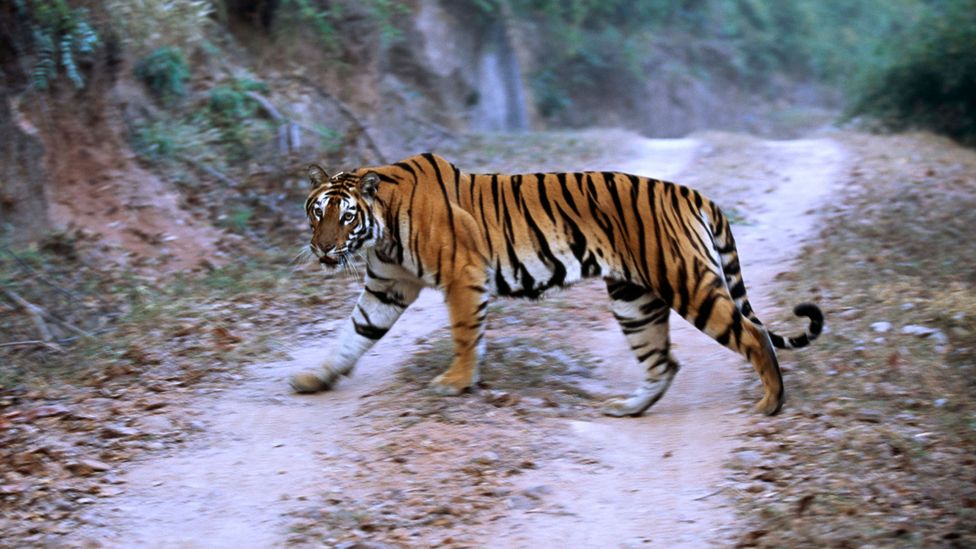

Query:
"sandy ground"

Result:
[[73, 132, 845, 547]]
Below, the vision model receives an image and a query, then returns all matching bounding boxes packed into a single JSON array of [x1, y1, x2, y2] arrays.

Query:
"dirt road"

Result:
[[76, 132, 845, 547]]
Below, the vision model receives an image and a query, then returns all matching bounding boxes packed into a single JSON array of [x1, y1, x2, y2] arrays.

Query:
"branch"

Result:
[[0, 245, 91, 305], [1, 287, 55, 343], [179, 156, 242, 187], [245, 91, 285, 122], [0, 340, 63, 352], [1, 286, 92, 341], [291, 76, 388, 164]]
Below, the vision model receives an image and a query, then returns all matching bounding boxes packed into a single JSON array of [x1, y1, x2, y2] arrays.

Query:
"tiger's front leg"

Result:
[[290, 271, 422, 393], [429, 265, 490, 396]]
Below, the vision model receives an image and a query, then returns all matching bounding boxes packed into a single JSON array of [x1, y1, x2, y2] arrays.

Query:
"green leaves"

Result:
[[20, 0, 100, 90], [134, 47, 191, 104]]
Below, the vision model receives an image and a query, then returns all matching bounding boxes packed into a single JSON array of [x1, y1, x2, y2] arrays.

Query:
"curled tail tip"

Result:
[[793, 303, 824, 339], [769, 303, 824, 350]]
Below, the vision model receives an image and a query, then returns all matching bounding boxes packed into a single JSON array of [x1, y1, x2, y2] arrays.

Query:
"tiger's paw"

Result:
[[601, 395, 653, 417], [755, 394, 783, 416], [429, 372, 476, 396], [290, 368, 341, 394]]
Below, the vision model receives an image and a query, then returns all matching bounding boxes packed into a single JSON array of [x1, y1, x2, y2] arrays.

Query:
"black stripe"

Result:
[[354, 321, 389, 340], [694, 294, 717, 330]]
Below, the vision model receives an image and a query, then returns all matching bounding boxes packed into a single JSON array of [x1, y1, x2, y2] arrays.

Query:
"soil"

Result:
[[66, 131, 845, 547]]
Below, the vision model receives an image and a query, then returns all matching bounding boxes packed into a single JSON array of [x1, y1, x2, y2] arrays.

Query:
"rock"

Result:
[[901, 324, 936, 337], [101, 424, 139, 438], [0, 483, 28, 495], [473, 451, 500, 466], [24, 404, 71, 421], [870, 321, 892, 333], [730, 450, 763, 469], [133, 415, 174, 434], [66, 459, 111, 476], [857, 409, 883, 423], [522, 485, 553, 500], [506, 494, 534, 510]]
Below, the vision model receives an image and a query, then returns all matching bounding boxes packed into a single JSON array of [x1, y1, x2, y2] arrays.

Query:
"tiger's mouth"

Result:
[[319, 255, 340, 267]]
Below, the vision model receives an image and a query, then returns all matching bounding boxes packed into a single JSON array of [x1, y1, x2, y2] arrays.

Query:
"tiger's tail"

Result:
[[706, 204, 823, 350]]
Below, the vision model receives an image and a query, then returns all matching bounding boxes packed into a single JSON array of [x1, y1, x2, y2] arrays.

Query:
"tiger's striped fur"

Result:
[[290, 153, 823, 416]]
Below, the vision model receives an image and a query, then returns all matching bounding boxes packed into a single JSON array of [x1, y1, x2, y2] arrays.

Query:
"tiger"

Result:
[[289, 153, 823, 417]]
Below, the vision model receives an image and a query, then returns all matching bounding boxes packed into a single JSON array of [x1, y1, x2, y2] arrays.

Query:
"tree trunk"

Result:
[[0, 89, 51, 245]]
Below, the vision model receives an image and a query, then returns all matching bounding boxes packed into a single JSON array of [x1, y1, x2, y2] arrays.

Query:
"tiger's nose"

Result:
[[311, 243, 335, 256]]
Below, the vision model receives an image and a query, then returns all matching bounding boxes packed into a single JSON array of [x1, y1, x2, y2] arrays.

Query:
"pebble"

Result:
[[101, 424, 139, 438], [522, 485, 553, 500], [730, 450, 763, 469], [134, 415, 174, 434], [870, 321, 892, 333], [857, 409, 883, 423], [901, 324, 936, 336], [473, 451, 499, 466]]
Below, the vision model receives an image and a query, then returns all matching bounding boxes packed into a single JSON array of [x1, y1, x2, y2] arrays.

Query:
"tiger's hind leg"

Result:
[[602, 279, 680, 417], [681, 268, 784, 415]]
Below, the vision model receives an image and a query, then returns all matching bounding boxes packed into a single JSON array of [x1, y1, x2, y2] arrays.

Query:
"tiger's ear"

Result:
[[360, 172, 380, 198], [308, 164, 329, 187]]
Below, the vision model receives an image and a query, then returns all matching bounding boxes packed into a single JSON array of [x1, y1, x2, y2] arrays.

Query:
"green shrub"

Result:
[[134, 47, 191, 104], [848, 1, 976, 144]]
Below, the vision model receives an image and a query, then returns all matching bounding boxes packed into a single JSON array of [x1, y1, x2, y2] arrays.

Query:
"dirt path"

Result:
[[75, 133, 845, 547]]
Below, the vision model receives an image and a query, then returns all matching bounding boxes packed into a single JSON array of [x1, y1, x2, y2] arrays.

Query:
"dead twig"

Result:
[[1, 287, 55, 343], [1, 286, 92, 341], [0, 245, 91, 305], [692, 487, 725, 501], [0, 339, 63, 352], [244, 91, 285, 122], [291, 75, 388, 164], [179, 156, 241, 188]]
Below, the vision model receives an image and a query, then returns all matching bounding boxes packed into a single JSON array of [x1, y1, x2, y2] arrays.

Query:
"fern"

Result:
[[18, 0, 101, 90]]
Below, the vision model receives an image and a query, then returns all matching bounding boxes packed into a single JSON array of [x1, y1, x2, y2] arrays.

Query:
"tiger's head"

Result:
[[304, 164, 383, 269]]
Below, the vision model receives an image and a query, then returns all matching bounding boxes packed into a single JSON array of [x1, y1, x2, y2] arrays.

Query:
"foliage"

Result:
[[132, 117, 221, 162], [134, 47, 191, 104], [104, 0, 213, 56], [272, 0, 409, 50], [12, 0, 100, 90], [848, 0, 976, 144], [205, 78, 274, 160], [470, 0, 934, 120]]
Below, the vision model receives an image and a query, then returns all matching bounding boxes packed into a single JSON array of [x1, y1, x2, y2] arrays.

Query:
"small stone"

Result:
[[101, 424, 139, 438], [134, 415, 174, 434], [934, 398, 948, 408], [901, 324, 936, 337], [474, 451, 500, 466], [730, 450, 763, 469], [506, 495, 534, 510], [522, 485, 553, 500], [871, 321, 892, 333], [857, 409, 883, 423], [66, 459, 111, 476]]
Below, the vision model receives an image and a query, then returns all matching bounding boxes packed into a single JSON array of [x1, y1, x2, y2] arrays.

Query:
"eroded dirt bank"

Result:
[[73, 132, 845, 547]]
